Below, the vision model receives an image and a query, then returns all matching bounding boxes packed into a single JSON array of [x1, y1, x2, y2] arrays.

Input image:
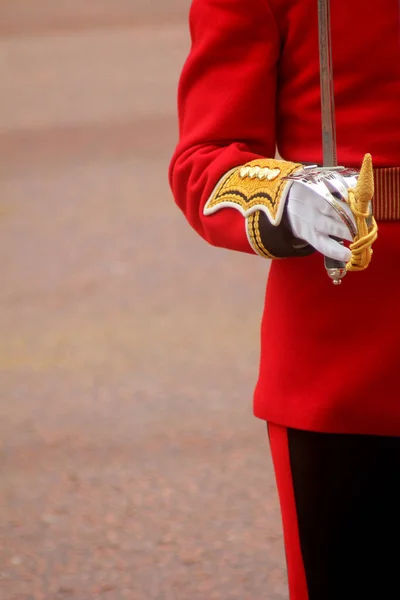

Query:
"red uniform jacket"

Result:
[[169, 0, 400, 435]]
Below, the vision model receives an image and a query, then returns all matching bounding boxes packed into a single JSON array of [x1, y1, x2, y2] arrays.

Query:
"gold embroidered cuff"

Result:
[[203, 158, 302, 225]]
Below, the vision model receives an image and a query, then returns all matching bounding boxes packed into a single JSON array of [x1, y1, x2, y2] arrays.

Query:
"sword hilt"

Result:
[[324, 237, 346, 285]]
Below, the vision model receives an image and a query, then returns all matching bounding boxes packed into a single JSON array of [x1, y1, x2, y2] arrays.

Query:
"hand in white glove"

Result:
[[286, 168, 358, 263]]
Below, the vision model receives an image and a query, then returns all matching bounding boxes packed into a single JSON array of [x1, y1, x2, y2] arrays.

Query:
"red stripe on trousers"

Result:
[[267, 423, 309, 600]]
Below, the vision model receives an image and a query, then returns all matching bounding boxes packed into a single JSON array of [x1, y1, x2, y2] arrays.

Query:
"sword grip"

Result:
[[324, 237, 347, 285]]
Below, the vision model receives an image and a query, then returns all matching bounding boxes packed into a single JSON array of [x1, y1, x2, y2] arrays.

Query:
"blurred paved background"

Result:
[[0, 2, 285, 599]]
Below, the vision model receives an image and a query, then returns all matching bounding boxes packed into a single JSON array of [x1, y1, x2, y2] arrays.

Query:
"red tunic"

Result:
[[169, 0, 400, 435]]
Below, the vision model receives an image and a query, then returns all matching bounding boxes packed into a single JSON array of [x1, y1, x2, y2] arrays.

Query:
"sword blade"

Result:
[[318, 0, 337, 167]]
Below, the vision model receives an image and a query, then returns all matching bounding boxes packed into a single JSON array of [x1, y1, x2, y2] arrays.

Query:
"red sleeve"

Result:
[[169, 0, 281, 255]]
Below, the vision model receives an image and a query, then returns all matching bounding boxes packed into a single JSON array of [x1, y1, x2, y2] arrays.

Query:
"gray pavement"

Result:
[[0, 5, 285, 599]]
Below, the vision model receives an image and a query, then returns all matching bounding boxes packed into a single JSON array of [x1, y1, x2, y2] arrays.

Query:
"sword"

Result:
[[318, 0, 347, 285]]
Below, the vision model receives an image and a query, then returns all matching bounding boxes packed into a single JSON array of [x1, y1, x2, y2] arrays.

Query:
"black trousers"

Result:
[[267, 423, 400, 600]]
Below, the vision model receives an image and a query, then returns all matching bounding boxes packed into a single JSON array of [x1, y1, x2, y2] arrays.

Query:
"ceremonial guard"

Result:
[[169, 0, 400, 597]]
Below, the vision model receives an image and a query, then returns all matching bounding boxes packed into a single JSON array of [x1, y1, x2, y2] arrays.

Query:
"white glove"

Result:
[[286, 168, 358, 263]]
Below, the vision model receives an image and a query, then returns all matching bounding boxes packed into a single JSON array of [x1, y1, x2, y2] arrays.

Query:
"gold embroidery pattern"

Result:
[[373, 167, 400, 220], [204, 159, 302, 226], [246, 211, 277, 259]]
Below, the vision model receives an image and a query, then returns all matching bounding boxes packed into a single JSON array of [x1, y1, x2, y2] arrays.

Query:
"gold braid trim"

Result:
[[204, 158, 302, 225], [346, 154, 379, 272], [247, 211, 277, 259]]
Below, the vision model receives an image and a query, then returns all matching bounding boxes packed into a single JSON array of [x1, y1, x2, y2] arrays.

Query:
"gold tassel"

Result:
[[346, 154, 378, 272]]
